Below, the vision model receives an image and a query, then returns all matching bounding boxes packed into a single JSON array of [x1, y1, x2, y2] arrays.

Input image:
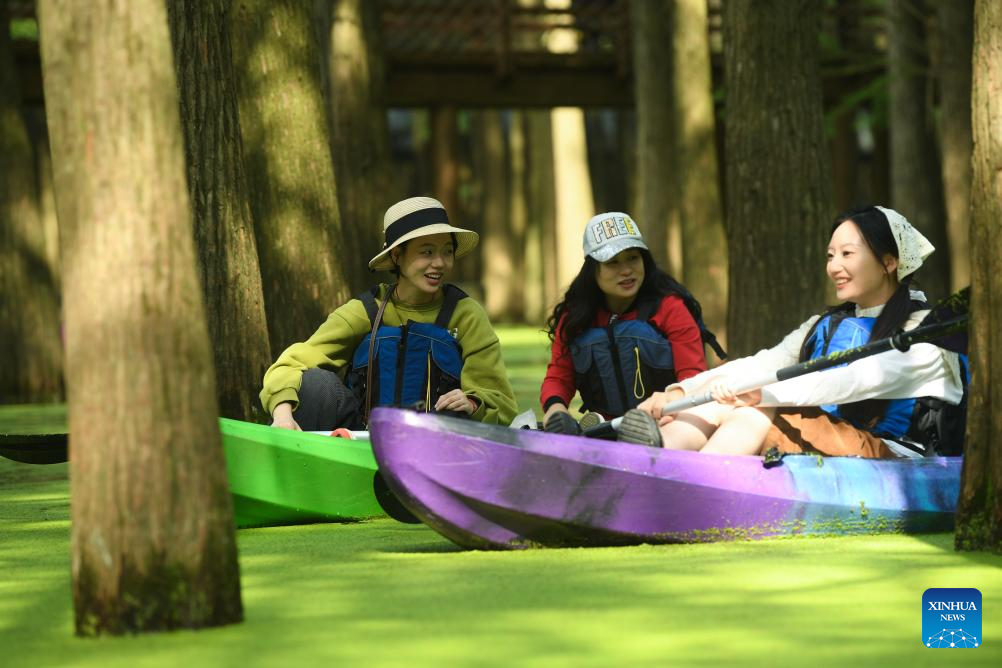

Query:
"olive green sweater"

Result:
[[260, 284, 518, 425]]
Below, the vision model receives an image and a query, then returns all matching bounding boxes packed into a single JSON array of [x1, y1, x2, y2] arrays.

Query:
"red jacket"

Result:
[[540, 294, 707, 415]]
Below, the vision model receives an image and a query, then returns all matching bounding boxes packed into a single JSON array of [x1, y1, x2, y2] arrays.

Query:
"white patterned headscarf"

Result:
[[876, 206, 935, 281]]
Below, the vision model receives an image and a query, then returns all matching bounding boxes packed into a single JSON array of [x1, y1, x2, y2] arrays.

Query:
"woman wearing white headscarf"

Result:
[[619, 205, 966, 458]]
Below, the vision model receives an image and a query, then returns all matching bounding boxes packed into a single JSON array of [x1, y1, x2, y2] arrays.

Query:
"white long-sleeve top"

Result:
[[670, 290, 964, 416]]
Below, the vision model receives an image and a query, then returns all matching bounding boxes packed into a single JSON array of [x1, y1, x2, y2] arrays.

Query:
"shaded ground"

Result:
[[1, 327, 999, 665]]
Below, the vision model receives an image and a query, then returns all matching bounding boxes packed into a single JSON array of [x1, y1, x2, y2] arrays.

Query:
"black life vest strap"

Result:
[[434, 284, 468, 330], [358, 285, 382, 326], [362, 284, 394, 422]]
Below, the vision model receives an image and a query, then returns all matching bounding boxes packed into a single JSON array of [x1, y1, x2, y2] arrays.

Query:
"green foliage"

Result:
[[9, 18, 38, 41]]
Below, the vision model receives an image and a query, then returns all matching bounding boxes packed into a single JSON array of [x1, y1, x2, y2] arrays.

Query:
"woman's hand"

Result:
[[708, 381, 762, 407], [435, 389, 476, 414], [635, 387, 685, 426], [271, 402, 302, 431]]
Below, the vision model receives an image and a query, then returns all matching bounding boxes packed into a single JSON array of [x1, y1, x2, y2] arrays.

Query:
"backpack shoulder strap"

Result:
[[635, 296, 659, 323], [670, 287, 729, 361], [434, 284, 468, 330]]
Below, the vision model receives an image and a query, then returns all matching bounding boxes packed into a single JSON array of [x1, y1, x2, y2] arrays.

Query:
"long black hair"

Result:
[[546, 248, 690, 345], [800, 205, 918, 431]]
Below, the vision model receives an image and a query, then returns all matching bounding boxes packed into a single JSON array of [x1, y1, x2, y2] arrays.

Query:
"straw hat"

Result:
[[368, 197, 479, 271]]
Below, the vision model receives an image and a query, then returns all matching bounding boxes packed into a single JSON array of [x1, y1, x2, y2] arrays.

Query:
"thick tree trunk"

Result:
[[527, 110, 560, 316], [318, 0, 391, 293], [630, 0, 676, 272], [723, 0, 833, 356], [167, 0, 272, 422], [37, 0, 242, 634], [888, 0, 951, 300], [671, 0, 729, 353], [230, 0, 350, 352], [955, 0, 1002, 554], [934, 1, 974, 292], [0, 5, 62, 403], [478, 110, 514, 321]]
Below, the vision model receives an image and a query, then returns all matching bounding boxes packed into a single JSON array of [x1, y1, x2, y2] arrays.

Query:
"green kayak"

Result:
[[0, 405, 386, 528], [220, 418, 384, 528]]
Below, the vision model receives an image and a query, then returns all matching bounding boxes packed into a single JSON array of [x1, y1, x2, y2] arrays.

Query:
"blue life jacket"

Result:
[[570, 294, 725, 417], [347, 285, 465, 417], [807, 312, 916, 438], [806, 304, 968, 454]]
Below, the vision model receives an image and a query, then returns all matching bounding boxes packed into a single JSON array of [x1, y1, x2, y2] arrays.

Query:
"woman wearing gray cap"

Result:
[[540, 212, 724, 440]]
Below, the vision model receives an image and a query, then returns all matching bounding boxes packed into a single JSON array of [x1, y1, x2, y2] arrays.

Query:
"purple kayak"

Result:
[[369, 408, 962, 550]]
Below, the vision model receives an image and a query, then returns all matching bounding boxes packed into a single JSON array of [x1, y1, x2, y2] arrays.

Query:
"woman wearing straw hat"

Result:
[[625, 205, 966, 457], [261, 196, 518, 431]]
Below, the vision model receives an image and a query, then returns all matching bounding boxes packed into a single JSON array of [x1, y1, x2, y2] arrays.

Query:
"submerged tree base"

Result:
[[75, 559, 243, 636]]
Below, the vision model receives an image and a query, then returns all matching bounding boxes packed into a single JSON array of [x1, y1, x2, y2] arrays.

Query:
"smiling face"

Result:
[[827, 220, 899, 308], [391, 233, 455, 303], [595, 248, 645, 313]]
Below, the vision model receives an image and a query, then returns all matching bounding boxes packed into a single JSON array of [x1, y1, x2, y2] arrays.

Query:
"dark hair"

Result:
[[800, 205, 915, 431], [389, 232, 459, 277], [546, 248, 687, 344]]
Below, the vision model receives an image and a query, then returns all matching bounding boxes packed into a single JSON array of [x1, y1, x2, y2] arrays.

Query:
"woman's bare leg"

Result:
[[699, 407, 776, 455], [660, 401, 737, 451]]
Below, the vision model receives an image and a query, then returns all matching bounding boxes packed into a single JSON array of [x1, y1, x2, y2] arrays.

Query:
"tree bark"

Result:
[[167, 0, 272, 422], [230, 0, 350, 353], [552, 107, 596, 292], [527, 109, 560, 316], [723, 0, 834, 356], [630, 0, 676, 272], [37, 0, 242, 634], [507, 110, 528, 322], [478, 110, 514, 321], [431, 105, 472, 284], [0, 4, 63, 404], [933, 1, 974, 292], [671, 0, 729, 353], [318, 0, 391, 293], [955, 0, 1002, 554], [888, 0, 951, 300]]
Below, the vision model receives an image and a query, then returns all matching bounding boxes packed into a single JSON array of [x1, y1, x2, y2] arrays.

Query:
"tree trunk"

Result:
[[0, 4, 62, 403], [230, 0, 350, 353], [933, 1, 974, 292], [318, 0, 391, 293], [955, 0, 1002, 554], [431, 105, 472, 284], [37, 0, 242, 634], [888, 0, 951, 300], [507, 110, 528, 322], [478, 110, 514, 321], [167, 0, 272, 422], [630, 0, 676, 272], [723, 0, 834, 356], [551, 107, 595, 292], [671, 0, 729, 353], [527, 109, 560, 316]]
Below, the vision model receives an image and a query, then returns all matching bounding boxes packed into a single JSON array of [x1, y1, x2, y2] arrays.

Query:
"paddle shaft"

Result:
[[606, 314, 967, 429]]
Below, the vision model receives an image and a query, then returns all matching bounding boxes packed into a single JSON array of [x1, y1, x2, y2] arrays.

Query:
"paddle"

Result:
[[588, 287, 970, 435]]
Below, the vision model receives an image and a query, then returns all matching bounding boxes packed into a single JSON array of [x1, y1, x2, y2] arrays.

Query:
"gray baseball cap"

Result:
[[582, 212, 648, 262]]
